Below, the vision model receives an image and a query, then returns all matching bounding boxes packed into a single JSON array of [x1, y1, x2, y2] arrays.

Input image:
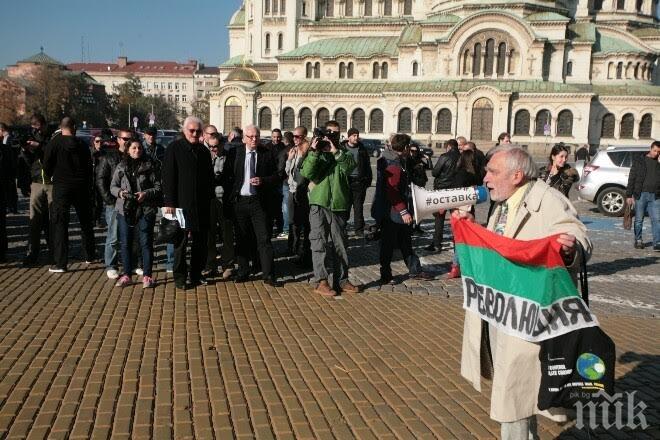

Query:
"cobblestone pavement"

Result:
[[0, 182, 658, 439]]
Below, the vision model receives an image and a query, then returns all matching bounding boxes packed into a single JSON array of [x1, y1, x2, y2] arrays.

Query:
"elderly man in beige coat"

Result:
[[456, 146, 592, 440]]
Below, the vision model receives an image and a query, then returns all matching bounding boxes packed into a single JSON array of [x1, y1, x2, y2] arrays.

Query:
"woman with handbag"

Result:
[[538, 144, 579, 198], [110, 139, 162, 288]]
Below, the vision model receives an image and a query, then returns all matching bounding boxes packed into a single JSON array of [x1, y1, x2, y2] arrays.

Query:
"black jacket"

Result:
[[627, 153, 660, 198], [538, 165, 579, 198], [223, 145, 280, 211], [95, 149, 123, 206], [343, 141, 373, 187], [16, 127, 51, 189], [0, 143, 15, 204], [432, 147, 460, 190], [162, 138, 214, 231], [43, 135, 92, 188]]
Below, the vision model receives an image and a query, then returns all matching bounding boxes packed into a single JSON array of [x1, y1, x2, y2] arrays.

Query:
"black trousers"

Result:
[[432, 210, 447, 248], [173, 228, 208, 283], [0, 197, 6, 259], [206, 198, 223, 269], [379, 218, 422, 280], [234, 196, 274, 279], [348, 178, 368, 234], [287, 192, 311, 264], [51, 185, 96, 269]]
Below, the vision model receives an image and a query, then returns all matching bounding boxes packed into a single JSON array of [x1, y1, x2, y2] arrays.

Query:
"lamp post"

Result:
[[252, 90, 262, 126]]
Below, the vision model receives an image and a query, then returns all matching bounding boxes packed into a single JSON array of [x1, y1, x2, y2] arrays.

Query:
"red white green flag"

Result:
[[452, 218, 598, 342]]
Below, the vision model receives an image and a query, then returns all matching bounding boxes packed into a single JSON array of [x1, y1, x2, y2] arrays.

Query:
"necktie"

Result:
[[249, 151, 256, 195], [494, 202, 508, 236]]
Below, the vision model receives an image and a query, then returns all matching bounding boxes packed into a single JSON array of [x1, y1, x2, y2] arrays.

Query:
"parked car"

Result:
[[360, 138, 384, 157], [578, 145, 647, 217]]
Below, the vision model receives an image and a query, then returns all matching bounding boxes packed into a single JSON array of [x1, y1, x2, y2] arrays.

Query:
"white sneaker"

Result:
[[107, 269, 119, 279], [134, 268, 144, 276]]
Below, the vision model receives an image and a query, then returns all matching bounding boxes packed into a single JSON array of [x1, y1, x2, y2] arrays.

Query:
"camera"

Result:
[[123, 192, 138, 223], [312, 127, 340, 151]]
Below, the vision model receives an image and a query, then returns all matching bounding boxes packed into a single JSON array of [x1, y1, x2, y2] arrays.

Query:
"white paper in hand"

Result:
[[161, 208, 186, 229]]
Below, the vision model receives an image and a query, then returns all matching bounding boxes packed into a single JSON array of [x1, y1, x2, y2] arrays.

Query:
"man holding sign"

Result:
[[455, 145, 592, 439]]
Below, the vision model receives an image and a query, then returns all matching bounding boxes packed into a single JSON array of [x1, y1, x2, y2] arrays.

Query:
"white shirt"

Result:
[[240, 147, 258, 196]]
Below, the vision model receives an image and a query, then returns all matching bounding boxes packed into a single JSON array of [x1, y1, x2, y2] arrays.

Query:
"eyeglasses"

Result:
[[94, 139, 102, 143], [293, 135, 303, 139], [245, 135, 259, 140], [119, 137, 132, 142], [188, 129, 202, 134]]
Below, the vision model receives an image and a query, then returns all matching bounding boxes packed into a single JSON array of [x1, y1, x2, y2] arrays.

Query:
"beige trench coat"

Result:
[[460, 180, 593, 423]]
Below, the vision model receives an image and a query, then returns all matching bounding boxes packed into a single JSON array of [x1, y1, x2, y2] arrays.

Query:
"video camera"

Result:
[[312, 127, 340, 151]]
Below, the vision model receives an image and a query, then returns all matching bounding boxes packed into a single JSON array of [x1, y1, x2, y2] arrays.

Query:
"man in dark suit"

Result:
[[162, 116, 214, 289], [224, 124, 280, 287]]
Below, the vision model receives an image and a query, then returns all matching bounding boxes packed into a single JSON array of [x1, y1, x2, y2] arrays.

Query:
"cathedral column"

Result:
[[549, 42, 565, 83]]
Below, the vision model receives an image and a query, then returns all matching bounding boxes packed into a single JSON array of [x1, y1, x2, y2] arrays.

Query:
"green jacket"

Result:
[[301, 149, 356, 211]]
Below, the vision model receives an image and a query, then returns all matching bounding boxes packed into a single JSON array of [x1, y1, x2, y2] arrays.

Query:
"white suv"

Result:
[[578, 146, 648, 216]]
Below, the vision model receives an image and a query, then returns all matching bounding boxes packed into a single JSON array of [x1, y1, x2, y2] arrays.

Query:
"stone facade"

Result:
[[211, 0, 659, 148]]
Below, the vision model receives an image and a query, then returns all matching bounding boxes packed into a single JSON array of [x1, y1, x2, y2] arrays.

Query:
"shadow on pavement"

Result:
[[588, 257, 659, 276]]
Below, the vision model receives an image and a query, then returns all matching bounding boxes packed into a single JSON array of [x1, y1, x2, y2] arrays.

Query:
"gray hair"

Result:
[[490, 145, 538, 180], [243, 124, 260, 135], [182, 116, 203, 129]]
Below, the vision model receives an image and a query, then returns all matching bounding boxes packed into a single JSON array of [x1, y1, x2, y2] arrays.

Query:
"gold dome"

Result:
[[225, 67, 261, 82]]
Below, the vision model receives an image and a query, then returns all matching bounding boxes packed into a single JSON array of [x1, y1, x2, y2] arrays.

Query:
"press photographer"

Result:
[[301, 120, 360, 297]]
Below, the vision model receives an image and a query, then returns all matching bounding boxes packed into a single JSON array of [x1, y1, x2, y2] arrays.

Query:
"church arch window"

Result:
[[535, 110, 551, 136], [347, 62, 354, 78], [273, 0, 278, 14], [369, 109, 384, 133], [617, 0, 625, 10], [325, 0, 334, 16], [384, 0, 392, 16], [607, 62, 614, 79], [639, 114, 652, 138], [514, 110, 530, 136], [566, 61, 573, 77], [557, 110, 573, 136], [436, 109, 452, 134], [339, 62, 346, 79], [634, 62, 640, 79], [278, 33, 283, 50], [601, 113, 615, 138], [484, 39, 495, 76], [636, 0, 643, 11], [417, 108, 432, 133], [334, 108, 347, 131], [403, 0, 412, 15], [345, 0, 353, 16], [463, 50, 470, 75], [412, 61, 419, 77], [381, 62, 388, 79], [306, 62, 313, 78], [264, 0, 270, 14], [317, 108, 330, 127], [497, 42, 506, 76], [398, 108, 412, 133], [473, 43, 482, 77], [364, 0, 372, 16], [616, 62, 623, 79], [258, 107, 272, 130], [351, 108, 366, 132], [300, 107, 313, 132], [282, 107, 295, 131], [594, 0, 603, 9], [265, 33, 271, 51], [620, 113, 634, 138], [281, 0, 286, 13], [224, 96, 242, 134], [314, 62, 321, 79], [373, 62, 380, 79]]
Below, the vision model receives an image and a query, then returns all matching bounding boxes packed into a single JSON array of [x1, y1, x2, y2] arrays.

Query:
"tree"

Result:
[[110, 75, 179, 129], [191, 99, 210, 124], [0, 79, 26, 124]]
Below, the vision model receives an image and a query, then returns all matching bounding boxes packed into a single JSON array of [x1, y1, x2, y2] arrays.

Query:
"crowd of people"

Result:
[[1, 112, 655, 293]]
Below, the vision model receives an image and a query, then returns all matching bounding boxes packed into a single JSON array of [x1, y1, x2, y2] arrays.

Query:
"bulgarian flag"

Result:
[[452, 218, 598, 342]]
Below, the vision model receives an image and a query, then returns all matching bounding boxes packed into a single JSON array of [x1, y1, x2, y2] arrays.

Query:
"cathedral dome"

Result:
[[225, 66, 262, 82]]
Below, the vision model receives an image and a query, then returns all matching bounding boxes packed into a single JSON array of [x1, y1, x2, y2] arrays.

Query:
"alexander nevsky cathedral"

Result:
[[209, 0, 659, 147]]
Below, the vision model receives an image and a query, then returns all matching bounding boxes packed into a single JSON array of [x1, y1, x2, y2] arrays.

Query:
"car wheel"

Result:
[[596, 187, 626, 217]]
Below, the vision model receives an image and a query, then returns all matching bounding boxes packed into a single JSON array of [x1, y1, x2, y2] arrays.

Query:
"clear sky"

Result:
[[0, 0, 244, 68]]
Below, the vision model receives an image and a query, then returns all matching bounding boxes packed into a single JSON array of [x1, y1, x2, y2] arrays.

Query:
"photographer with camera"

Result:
[[18, 114, 54, 266], [43, 117, 96, 273], [372, 134, 433, 285], [301, 120, 360, 297], [110, 139, 162, 288]]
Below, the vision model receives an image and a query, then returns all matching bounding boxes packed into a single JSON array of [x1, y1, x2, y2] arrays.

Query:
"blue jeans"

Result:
[[104, 206, 118, 270], [165, 243, 174, 271], [634, 192, 659, 246], [282, 183, 289, 232], [117, 214, 155, 277]]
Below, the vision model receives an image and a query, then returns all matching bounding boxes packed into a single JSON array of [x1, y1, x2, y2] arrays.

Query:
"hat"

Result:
[[347, 128, 359, 137], [144, 127, 157, 136]]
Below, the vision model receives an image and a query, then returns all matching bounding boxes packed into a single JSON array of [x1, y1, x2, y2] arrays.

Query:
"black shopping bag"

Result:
[[538, 326, 616, 410]]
